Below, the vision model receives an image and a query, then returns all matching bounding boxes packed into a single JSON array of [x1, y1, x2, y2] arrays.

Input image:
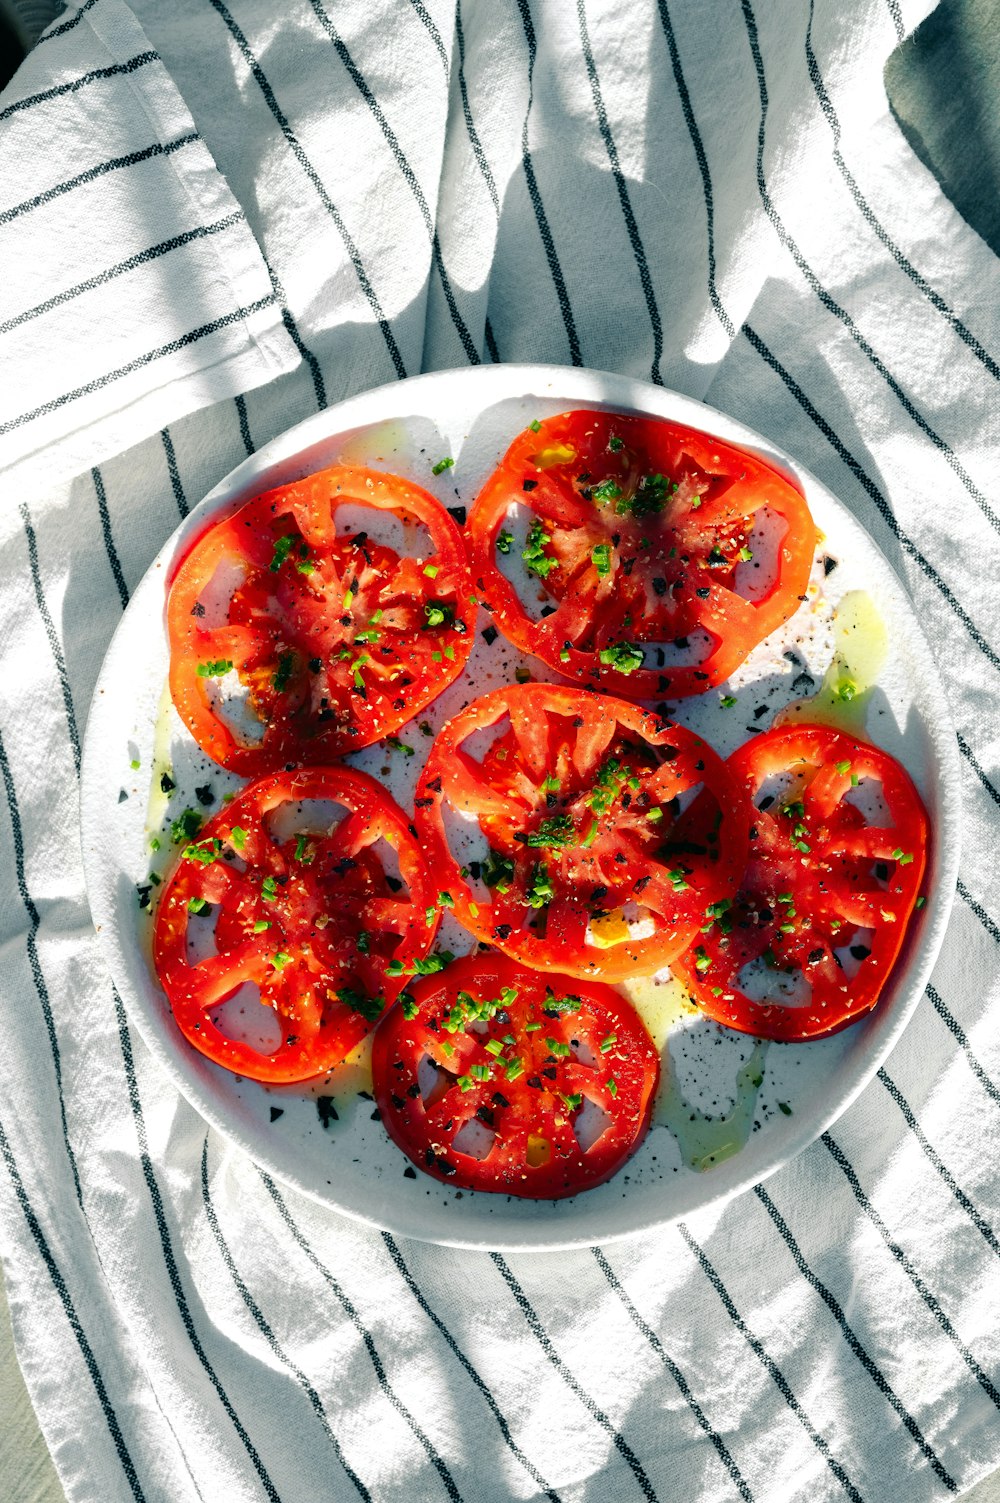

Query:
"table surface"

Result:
[[2, 0, 1000, 1498]]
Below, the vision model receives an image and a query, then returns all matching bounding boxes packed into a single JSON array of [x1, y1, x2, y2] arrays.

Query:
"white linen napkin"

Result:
[[3, 1, 1000, 1501], [0, 0, 298, 494]]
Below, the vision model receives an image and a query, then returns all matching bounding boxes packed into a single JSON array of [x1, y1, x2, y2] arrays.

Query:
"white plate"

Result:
[[80, 365, 960, 1251]]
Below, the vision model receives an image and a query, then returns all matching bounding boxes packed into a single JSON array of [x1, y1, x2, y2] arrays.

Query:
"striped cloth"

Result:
[[1, 1, 999, 1500]]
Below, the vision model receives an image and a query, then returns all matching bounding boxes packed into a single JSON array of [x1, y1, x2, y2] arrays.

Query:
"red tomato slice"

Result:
[[672, 723, 928, 1040], [167, 465, 475, 775], [372, 954, 659, 1197], [153, 766, 439, 1082], [414, 683, 749, 981], [468, 410, 815, 698]]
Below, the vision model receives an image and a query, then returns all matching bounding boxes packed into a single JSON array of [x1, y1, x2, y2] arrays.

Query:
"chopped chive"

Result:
[[252, 919, 271, 933], [432, 456, 455, 476]]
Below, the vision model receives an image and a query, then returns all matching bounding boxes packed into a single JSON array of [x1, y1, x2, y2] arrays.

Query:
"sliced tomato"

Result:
[[672, 723, 928, 1040], [153, 766, 438, 1082], [167, 465, 475, 774], [414, 683, 748, 981], [468, 409, 815, 698], [372, 954, 659, 1196]]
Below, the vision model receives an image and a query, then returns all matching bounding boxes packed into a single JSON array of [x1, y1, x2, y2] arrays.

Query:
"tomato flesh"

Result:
[[167, 465, 475, 774], [415, 683, 749, 981], [153, 766, 438, 1082], [469, 409, 815, 698], [672, 723, 928, 1040], [372, 954, 660, 1196]]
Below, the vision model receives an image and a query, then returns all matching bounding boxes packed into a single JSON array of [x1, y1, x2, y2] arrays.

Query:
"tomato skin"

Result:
[[153, 766, 438, 1083], [372, 954, 660, 1197], [414, 683, 749, 982], [167, 465, 475, 775], [468, 409, 815, 698], [673, 723, 928, 1041]]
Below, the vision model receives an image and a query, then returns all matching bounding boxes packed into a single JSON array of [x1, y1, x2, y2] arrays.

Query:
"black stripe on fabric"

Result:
[[514, 0, 582, 365], [576, 0, 663, 385], [0, 1110, 147, 1503], [93, 468, 129, 610], [742, 322, 1000, 678], [654, 0, 735, 339], [0, 51, 158, 123], [20, 504, 82, 774], [483, 317, 501, 363], [256, 248, 327, 412], [885, 0, 906, 44], [651, 10, 1000, 680], [112, 992, 284, 1503], [741, 0, 1000, 541], [753, 1188, 957, 1491], [407, 0, 450, 78], [821, 1133, 1000, 1410], [677, 1224, 864, 1503], [0, 132, 200, 226], [206, 0, 406, 382], [160, 429, 188, 519], [958, 877, 1000, 947], [878, 1068, 1000, 1262], [957, 732, 1000, 810], [381, 1234, 563, 1503], [257, 1175, 462, 1503], [35, 0, 101, 46], [235, 395, 255, 456], [308, 0, 480, 366], [804, 3, 1000, 386], [590, 1248, 754, 1502], [490, 1253, 659, 1501], [199, 1140, 374, 1502], [925, 982, 1000, 1114], [0, 214, 244, 337], [0, 298, 275, 439], [455, 0, 500, 215], [0, 728, 83, 1207]]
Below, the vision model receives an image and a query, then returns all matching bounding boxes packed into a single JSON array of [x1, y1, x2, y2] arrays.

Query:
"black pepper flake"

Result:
[[448, 505, 467, 525], [634, 874, 651, 893], [753, 705, 768, 720], [437, 1160, 457, 1176], [694, 671, 709, 681], [695, 586, 710, 599], [406, 1082, 421, 1099], [309, 657, 322, 673], [652, 577, 667, 596], [542, 1066, 557, 1080], [526, 1076, 543, 1090], [403, 1165, 417, 1179], [425, 1147, 436, 1167], [426, 776, 442, 792], [540, 604, 556, 618], [269, 1107, 284, 1122], [792, 672, 815, 694], [195, 784, 214, 806], [807, 948, 825, 964], [415, 796, 433, 808], [481, 624, 499, 646], [386, 875, 403, 893], [572, 717, 584, 728], [823, 555, 838, 575], [622, 558, 635, 577], [476, 1106, 495, 1126], [370, 1108, 382, 1121], [316, 1097, 339, 1129], [191, 601, 206, 617], [118, 788, 128, 803], [850, 944, 871, 961], [495, 923, 512, 940], [160, 772, 176, 794], [522, 478, 537, 491], [492, 1091, 510, 1107]]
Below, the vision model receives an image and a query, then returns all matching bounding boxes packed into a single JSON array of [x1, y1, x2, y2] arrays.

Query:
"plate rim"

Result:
[[80, 362, 962, 1252]]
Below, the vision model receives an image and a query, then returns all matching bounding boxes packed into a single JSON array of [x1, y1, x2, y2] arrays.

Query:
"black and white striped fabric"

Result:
[[2, 1, 999, 1499]]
